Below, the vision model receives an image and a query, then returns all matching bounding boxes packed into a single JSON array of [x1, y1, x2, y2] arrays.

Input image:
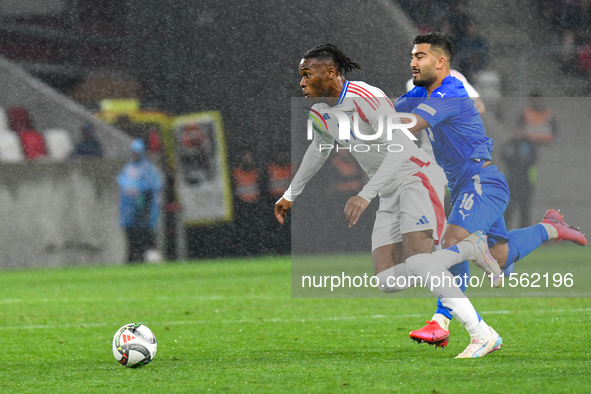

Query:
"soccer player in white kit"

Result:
[[275, 44, 505, 357]]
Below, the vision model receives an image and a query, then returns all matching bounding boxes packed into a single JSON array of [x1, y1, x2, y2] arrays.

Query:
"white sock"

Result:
[[440, 297, 490, 338], [376, 264, 415, 293], [404, 254, 466, 299], [431, 313, 451, 331], [430, 240, 477, 270], [405, 253, 486, 339], [472, 320, 492, 339], [542, 223, 558, 240]]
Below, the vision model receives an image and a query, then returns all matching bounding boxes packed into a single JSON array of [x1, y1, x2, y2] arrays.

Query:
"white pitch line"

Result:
[[0, 294, 282, 304], [2, 291, 588, 304], [0, 308, 590, 331]]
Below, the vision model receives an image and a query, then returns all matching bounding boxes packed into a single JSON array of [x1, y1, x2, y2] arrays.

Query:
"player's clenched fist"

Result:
[[274, 197, 292, 224], [344, 196, 370, 228]]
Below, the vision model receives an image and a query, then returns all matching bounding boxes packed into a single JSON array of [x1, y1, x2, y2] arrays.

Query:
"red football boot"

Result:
[[409, 320, 449, 348], [542, 209, 587, 246]]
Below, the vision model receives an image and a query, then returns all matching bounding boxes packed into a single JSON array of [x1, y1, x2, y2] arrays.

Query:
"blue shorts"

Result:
[[447, 165, 510, 244]]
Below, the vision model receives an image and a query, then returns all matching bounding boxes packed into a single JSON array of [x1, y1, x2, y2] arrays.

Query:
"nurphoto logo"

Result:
[[307, 108, 418, 141], [306, 108, 418, 153]]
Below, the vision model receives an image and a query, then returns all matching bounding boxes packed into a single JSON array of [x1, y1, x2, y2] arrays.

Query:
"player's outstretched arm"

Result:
[[274, 124, 334, 225], [274, 197, 292, 224], [402, 113, 430, 134]]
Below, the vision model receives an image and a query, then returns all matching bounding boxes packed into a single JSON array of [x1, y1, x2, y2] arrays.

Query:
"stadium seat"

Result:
[[0, 130, 24, 162], [19, 130, 47, 160], [45, 129, 74, 160]]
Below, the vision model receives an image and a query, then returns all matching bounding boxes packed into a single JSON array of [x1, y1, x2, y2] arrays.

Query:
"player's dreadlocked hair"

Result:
[[303, 43, 362, 75], [413, 32, 453, 61]]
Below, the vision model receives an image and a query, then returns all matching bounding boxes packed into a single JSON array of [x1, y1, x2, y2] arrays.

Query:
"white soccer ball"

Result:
[[112, 323, 157, 368]]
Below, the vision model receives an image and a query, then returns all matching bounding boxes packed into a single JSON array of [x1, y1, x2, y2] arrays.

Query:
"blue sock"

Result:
[[448, 261, 469, 292], [505, 224, 549, 272], [502, 262, 515, 276], [435, 260, 470, 320]]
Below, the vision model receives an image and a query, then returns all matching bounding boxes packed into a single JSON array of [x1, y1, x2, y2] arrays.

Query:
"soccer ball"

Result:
[[112, 323, 157, 368]]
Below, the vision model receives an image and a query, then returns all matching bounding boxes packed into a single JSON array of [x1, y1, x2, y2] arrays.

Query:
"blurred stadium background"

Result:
[[0, 0, 589, 268]]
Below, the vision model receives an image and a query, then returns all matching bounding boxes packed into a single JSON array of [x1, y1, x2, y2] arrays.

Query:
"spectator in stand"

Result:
[[72, 122, 103, 157], [232, 150, 264, 255], [503, 91, 557, 229], [7, 106, 47, 161], [501, 128, 538, 229], [518, 91, 558, 144], [117, 139, 163, 263]]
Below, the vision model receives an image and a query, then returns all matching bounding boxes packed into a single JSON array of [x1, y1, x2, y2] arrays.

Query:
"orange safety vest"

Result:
[[233, 168, 260, 203], [333, 156, 363, 192], [523, 107, 554, 143], [267, 164, 291, 198]]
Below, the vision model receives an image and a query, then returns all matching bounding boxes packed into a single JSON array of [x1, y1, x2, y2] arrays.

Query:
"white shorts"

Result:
[[371, 165, 446, 252]]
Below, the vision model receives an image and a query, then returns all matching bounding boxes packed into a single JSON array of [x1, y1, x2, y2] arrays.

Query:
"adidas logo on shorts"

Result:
[[416, 215, 430, 225]]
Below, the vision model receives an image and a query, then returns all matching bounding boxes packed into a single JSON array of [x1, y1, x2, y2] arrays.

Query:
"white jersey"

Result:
[[283, 81, 433, 203]]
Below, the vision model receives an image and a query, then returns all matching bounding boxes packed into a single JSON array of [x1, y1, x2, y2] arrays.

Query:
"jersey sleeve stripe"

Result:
[[336, 81, 350, 106], [376, 88, 394, 108], [348, 87, 378, 110], [353, 101, 369, 123], [349, 83, 381, 107], [409, 156, 430, 167]]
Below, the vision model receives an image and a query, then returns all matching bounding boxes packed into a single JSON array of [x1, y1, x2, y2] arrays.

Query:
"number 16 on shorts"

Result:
[[459, 193, 474, 220]]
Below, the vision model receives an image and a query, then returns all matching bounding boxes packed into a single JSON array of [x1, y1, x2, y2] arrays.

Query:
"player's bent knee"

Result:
[[376, 269, 400, 293], [372, 244, 402, 275]]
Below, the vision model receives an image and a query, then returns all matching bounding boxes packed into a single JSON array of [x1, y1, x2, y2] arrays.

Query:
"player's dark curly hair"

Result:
[[303, 43, 362, 75], [413, 32, 453, 60]]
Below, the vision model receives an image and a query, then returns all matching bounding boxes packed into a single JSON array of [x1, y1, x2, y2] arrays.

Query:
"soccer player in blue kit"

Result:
[[395, 32, 587, 355]]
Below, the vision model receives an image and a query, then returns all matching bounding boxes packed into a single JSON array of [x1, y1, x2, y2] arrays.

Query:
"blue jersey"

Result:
[[395, 75, 494, 194]]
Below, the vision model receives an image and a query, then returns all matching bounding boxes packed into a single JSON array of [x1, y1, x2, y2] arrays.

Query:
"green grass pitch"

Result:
[[0, 244, 589, 393]]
